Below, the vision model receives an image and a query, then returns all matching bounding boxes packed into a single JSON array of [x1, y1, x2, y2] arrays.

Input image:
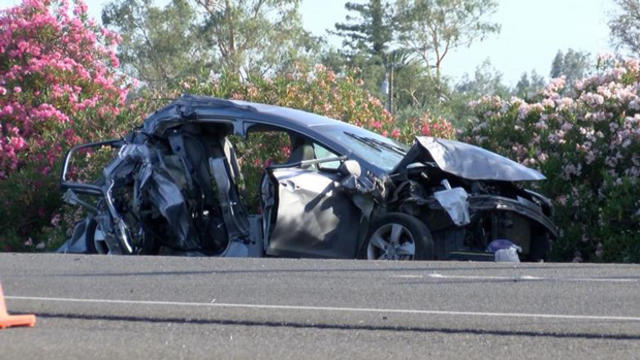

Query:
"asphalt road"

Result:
[[1, 253, 639, 359]]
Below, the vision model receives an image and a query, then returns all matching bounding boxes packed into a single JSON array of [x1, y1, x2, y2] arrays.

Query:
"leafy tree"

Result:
[[395, 0, 500, 87], [550, 51, 564, 78], [423, 59, 510, 128], [332, 0, 396, 63], [331, 1, 448, 115], [455, 59, 509, 97], [549, 49, 590, 86], [384, 50, 430, 107], [193, 0, 319, 78], [331, 1, 398, 105], [102, 0, 209, 90], [609, 0, 640, 54], [514, 70, 546, 99], [103, 0, 319, 87]]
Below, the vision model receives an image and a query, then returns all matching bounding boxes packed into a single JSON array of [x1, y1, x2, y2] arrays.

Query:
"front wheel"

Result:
[[362, 213, 434, 260]]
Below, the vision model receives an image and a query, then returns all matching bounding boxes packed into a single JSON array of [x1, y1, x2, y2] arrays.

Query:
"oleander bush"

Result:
[[463, 55, 640, 262], [0, 0, 138, 251]]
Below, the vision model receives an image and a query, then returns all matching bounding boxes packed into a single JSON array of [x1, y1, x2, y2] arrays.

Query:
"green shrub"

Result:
[[463, 56, 640, 262], [0, 0, 138, 251]]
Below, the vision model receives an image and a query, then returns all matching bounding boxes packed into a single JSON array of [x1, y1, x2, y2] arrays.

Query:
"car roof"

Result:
[[141, 94, 397, 175], [230, 99, 340, 128], [142, 94, 344, 134]]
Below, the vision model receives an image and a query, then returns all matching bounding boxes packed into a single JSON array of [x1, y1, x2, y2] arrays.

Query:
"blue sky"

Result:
[[301, 0, 615, 85], [1, 0, 617, 86]]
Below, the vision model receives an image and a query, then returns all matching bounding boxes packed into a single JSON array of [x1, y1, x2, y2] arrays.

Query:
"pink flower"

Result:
[[421, 124, 431, 136], [0, 0, 128, 178], [556, 196, 567, 206], [539, 153, 548, 162], [9, 136, 26, 151], [585, 151, 596, 164], [24, 237, 33, 247], [50, 213, 61, 226]]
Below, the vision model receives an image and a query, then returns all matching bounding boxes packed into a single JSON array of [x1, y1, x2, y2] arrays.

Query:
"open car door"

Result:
[[261, 142, 362, 259]]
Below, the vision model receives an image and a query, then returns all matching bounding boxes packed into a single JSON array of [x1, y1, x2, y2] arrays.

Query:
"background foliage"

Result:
[[0, 0, 143, 251], [1, 0, 639, 262], [463, 57, 640, 262]]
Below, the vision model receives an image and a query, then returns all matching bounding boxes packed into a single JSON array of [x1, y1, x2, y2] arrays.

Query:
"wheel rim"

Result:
[[367, 223, 416, 260]]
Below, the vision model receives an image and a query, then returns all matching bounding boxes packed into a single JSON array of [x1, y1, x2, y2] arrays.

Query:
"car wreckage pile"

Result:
[[59, 95, 558, 261]]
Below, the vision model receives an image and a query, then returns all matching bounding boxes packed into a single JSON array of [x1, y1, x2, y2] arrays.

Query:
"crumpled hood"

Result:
[[395, 137, 545, 181]]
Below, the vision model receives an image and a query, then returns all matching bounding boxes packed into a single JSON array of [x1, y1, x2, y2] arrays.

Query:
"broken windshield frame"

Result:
[[316, 125, 407, 172], [344, 132, 406, 155]]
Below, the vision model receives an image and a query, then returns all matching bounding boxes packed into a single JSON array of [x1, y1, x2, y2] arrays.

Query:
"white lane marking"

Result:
[[389, 273, 639, 283], [419, 273, 639, 283], [519, 275, 542, 280], [6, 295, 640, 322]]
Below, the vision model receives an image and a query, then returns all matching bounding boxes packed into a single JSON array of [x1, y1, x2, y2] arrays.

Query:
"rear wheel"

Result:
[[362, 213, 434, 260]]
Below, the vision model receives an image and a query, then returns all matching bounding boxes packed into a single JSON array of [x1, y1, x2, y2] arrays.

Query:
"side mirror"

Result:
[[338, 159, 362, 178]]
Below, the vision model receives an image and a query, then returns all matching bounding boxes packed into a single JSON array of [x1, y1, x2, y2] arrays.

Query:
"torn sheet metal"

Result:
[[433, 187, 471, 226], [57, 217, 94, 253], [144, 168, 200, 250], [58, 94, 558, 261], [414, 137, 546, 181]]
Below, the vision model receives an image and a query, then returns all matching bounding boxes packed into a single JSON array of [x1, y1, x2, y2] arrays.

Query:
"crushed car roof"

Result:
[[142, 94, 343, 136], [141, 95, 545, 182]]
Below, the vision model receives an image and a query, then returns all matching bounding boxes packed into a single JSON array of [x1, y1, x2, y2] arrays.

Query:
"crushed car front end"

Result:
[[378, 136, 557, 261]]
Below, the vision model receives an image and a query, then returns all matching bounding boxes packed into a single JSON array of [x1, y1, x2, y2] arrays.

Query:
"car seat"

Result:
[[166, 124, 249, 251], [286, 135, 316, 166]]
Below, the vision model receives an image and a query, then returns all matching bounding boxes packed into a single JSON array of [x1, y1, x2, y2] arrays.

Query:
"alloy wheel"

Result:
[[366, 223, 416, 260]]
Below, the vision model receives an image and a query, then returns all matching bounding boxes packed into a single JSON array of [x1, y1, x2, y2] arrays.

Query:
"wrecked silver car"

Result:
[[59, 95, 557, 261]]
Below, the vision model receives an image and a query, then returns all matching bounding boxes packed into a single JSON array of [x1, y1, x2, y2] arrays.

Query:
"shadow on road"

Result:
[[34, 311, 640, 341]]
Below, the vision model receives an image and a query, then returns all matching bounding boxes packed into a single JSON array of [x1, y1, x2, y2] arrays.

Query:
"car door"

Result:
[[263, 142, 362, 259]]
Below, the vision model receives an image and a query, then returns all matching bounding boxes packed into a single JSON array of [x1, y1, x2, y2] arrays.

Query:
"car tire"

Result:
[[361, 213, 434, 260]]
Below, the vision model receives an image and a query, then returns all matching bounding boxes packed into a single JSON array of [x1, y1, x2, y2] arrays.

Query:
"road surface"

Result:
[[1, 253, 639, 359]]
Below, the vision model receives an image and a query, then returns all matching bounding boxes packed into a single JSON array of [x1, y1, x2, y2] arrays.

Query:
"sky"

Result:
[[0, 0, 617, 86]]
